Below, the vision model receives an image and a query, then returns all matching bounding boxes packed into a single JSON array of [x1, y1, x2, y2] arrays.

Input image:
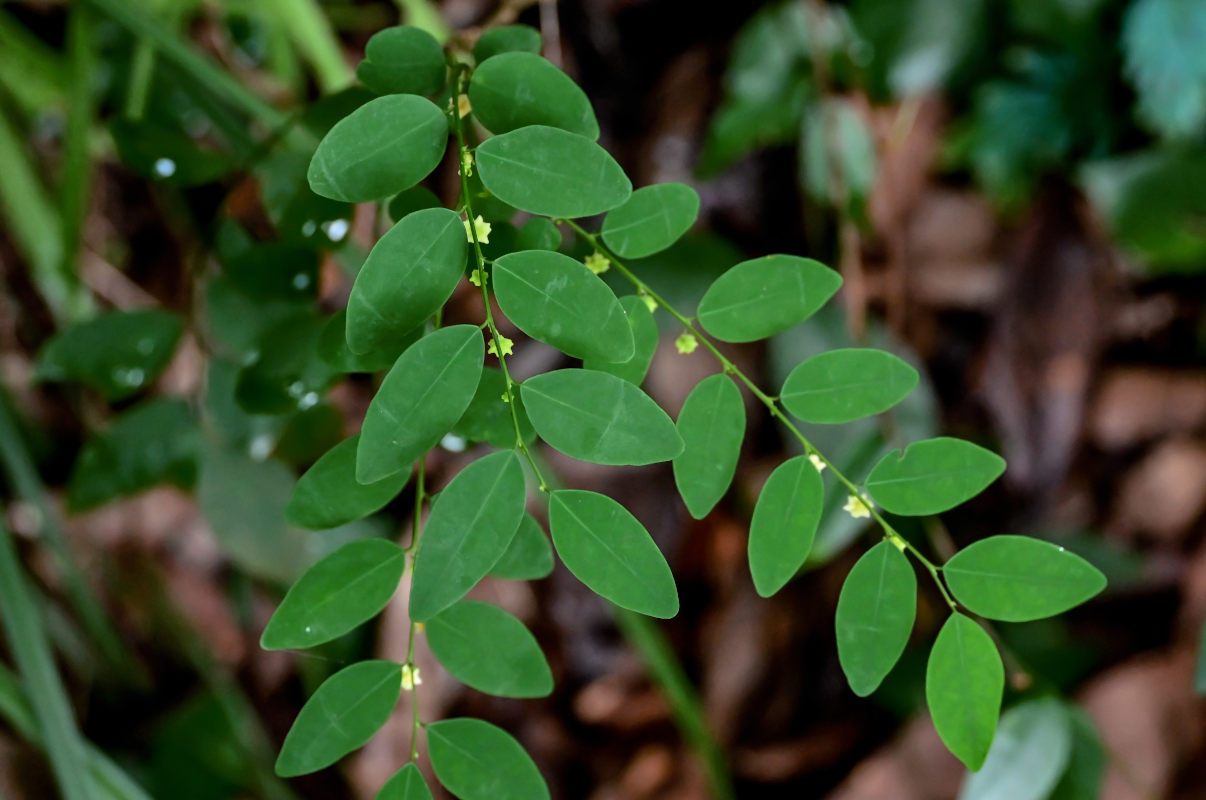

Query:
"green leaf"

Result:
[[220, 241, 319, 302], [476, 126, 631, 218], [521, 369, 683, 465], [780, 348, 919, 424], [515, 217, 562, 251], [375, 764, 432, 800], [672, 374, 744, 519], [472, 25, 542, 63], [549, 490, 679, 618], [696, 256, 842, 343], [926, 613, 1003, 771], [1122, 0, 1206, 140], [427, 600, 553, 697], [67, 398, 199, 511], [489, 513, 554, 580], [959, 698, 1072, 800], [308, 94, 448, 202], [356, 26, 446, 96], [346, 208, 467, 354], [452, 367, 535, 449], [275, 660, 401, 777], [469, 52, 598, 139], [388, 185, 441, 223], [357, 325, 484, 483], [601, 183, 700, 259], [582, 295, 658, 385], [1048, 708, 1106, 800], [235, 312, 335, 415], [747, 455, 824, 597], [865, 437, 1006, 516], [943, 536, 1106, 622], [410, 451, 526, 621], [494, 250, 634, 362], [261, 539, 406, 650], [427, 718, 549, 800], [285, 435, 410, 530], [34, 309, 184, 401], [318, 310, 412, 374], [835, 541, 917, 697]]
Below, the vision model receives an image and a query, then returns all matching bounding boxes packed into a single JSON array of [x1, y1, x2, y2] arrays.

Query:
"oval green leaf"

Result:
[[452, 367, 536, 449], [318, 309, 412, 374], [494, 250, 633, 362], [308, 94, 448, 202], [1048, 708, 1106, 800], [943, 536, 1106, 622], [516, 216, 562, 251], [696, 255, 842, 343], [673, 374, 744, 519], [489, 513, 554, 580], [476, 125, 631, 218], [375, 763, 433, 800], [865, 437, 1007, 516], [285, 435, 409, 530], [347, 208, 468, 354], [582, 295, 657, 385], [473, 25, 542, 63], [469, 52, 598, 138], [410, 451, 526, 621], [835, 541, 917, 696], [521, 369, 683, 465], [748, 455, 824, 597], [427, 718, 549, 800], [601, 183, 700, 258], [261, 539, 406, 650], [427, 600, 553, 697], [926, 613, 1003, 771], [549, 490, 678, 618], [959, 698, 1072, 800], [276, 660, 401, 777], [356, 26, 446, 96], [781, 347, 920, 424]]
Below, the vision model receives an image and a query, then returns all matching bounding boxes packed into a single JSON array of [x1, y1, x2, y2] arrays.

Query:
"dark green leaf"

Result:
[[780, 348, 919, 424], [549, 490, 679, 618], [1048, 708, 1106, 800], [748, 455, 824, 597], [388, 186, 442, 223], [959, 698, 1072, 800], [275, 660, 401, 777], [235, 312, 334, 415], [358, 325, 484, 483], [318, 310, 412, 374], [220, 241, 319, 301], [1122, 0, 1206, 139], [926, 613, 1003, 771], [696, 256, 842, 343], [494, 250, 633, 362], [943, 536, 1106, 622], [582, 296, 658, 385], [261, 539, 406, 650], [473, 25, 542, 63], [427, 600, 552, 697], [375, 764, 432, 800], [410, 451, 526, 621], [285, 435, 409, 530], [515, 217, 562, 251], [257, 150, 355, 249], [672, 374, 744, 519], [308, 94, 448, 202], [110, 117, 235, 186], [865, 437, 1006, 516], [452, 367, 535, 449], [427, 718, 549, 800], [476, 126, 631, 218], [489, 513, 554, 580], [521, 369, 682, 465], [601, 183, 699, 259], [357, 26, 446, 96], [835, 541, 917, 696], [469, 52, 598, 139]]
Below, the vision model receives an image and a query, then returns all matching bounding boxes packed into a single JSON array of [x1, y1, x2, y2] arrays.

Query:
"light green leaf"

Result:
[[601, 183, 700, 259], [473, 25, 542, 63], [1048, 708, 1106, 800], [926, 613, 1003, 771], [696, 255, 842, 343], [748, 455, 824, 597], [549, 490, 678, 618], [410, 451, 526, 621], [521, 369, 682, 465], [427, 718, 549, 800], [452, 367, 535, 449], [427, 600, 553, 697], [476, 125, 631, 218], [275, 660, 401, 777], [34, 309, 184, 401], [1122, 0, 1206, 140], [356, 26, 446, 96], [835, 541, 917, 697], [673, 374, 744, 519], [781, 348, 919, 424], [865, 437, 1006, 516], [346, 208, 467, 354], [582, 295, 658, 385], [494, 250, 633, 362], [943, 536, 1106, 622], [318, 310, 411, 374], [285, 435, 409, 530], [489, 513, 554, 580], [357, 325, 484, 483], [375, 763, 433, 800], [469, 52, 598, 138], [959, 698, 1072, 800], [308, 94, 448, 202], [261, 539, 405, 650]]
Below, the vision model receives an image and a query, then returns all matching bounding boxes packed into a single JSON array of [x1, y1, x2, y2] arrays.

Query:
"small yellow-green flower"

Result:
[[465, 214, 491, 244], [488, 335, 514, 358], [843, 492, 872, 519], [639, 294, 657, 314], [584, 252, 610, 275], [675, 333, 699, 354], [460, 148, 475, 177], [469, 268, 488, 287], [809, 453, 827, 473], [401, 664, 422, 691]]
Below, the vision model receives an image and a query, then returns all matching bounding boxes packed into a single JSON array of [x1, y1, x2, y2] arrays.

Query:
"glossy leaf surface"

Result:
[[286, 435, 410, 530], [748, 455, 824, 597], [865, 437, 1006, 516], [697, 256, 842, 343], [601, 183, 699, 258], [427, 600, 553, 697], [427, 718, 549, 800], [673, 374, 744, 519], [469, 52, 598, 138], [926, 613, 1003, 771], [780, 348, 919, 424]]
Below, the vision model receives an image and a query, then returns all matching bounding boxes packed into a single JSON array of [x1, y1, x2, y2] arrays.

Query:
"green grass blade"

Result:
[[0, 10, 68, 115], [60, 5, 97, 308], [262, 0, 354, 93]]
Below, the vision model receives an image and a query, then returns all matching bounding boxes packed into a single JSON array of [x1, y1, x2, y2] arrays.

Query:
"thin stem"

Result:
[[405, 456, 426, 761]]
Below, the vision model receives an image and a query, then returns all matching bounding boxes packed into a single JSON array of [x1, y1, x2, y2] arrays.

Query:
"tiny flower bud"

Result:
[[843, 492, 872, 519], [809, 453, 827, 473], [640, 294, 657, 314], [675, 333, 699, 354], [584, 252, 610, 274], [401, 664, 422, 691]]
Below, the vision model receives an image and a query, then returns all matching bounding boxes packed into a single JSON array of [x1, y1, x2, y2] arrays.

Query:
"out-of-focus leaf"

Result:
[[1122, 0, 1206, 139]]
